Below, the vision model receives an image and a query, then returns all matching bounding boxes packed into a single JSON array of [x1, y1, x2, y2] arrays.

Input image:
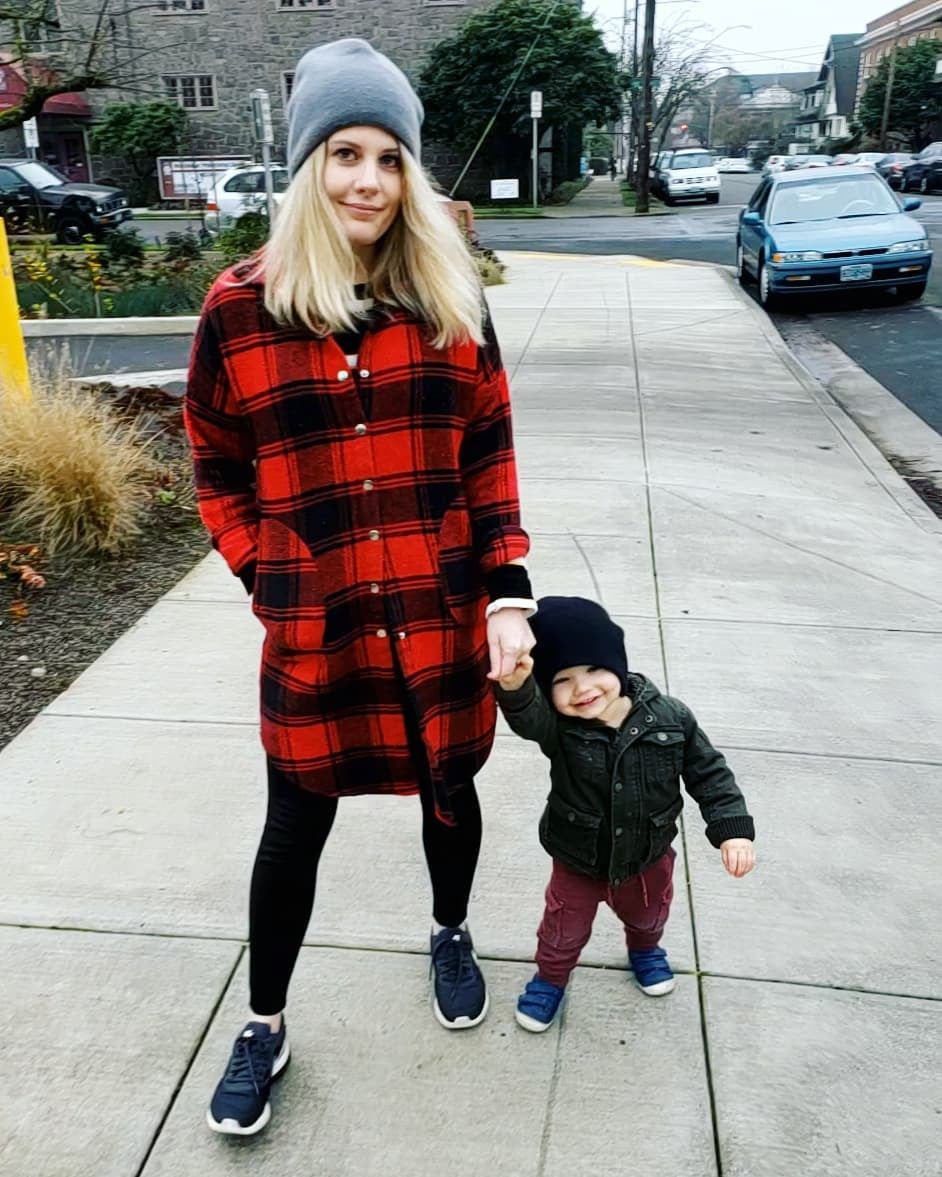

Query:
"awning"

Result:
[[0, 61, 91, 117]]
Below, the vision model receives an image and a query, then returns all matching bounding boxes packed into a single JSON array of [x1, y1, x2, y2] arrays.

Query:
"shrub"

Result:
[[105, 229, 146, 265], [216, 211, 270, 263], [163, 229, 203, 262], [0, 357, 159, 555]]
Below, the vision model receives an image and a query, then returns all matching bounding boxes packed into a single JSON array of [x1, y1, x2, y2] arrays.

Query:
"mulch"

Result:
[[0, 387, 211, 752]]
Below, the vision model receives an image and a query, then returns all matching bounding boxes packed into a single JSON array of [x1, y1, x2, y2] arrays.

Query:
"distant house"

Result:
[[792, 35, 863, 148]]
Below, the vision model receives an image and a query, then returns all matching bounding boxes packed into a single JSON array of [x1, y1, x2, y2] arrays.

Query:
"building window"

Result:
[[424, 1, 466, 5], [164, 74, 217, 109], [155, 0, 206, 10], [277, 0, 334, 9], [282, 71, 295, 106]]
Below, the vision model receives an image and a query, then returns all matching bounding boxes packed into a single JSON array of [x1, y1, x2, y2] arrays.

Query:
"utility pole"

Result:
[[635, 0, 656, 213], [879, 32, 900, 152], [627, 0, 641, 182]]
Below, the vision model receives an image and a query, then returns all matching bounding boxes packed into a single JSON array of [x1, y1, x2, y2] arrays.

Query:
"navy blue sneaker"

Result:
[[206, 1020, 290, 1136], [430, 926, 489, 1029], [629, 946, 676, 996], [515, 974, 565, 1032]]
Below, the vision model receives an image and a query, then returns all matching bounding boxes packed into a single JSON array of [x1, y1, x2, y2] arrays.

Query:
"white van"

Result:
[[653, 149, 721, 206]]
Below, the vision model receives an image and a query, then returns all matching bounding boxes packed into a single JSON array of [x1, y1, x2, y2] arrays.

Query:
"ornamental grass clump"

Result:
[[0, 358, 158, 556]]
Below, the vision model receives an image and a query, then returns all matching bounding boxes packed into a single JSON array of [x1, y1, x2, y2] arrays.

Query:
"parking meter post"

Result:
[[261, 140, 276, 224], [0, 218, 31, 400], [251, 89, 277, 225], [530, 90, 543, 210]]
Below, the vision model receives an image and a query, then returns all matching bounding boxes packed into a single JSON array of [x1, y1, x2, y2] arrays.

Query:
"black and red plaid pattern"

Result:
[[185, 267, 530, 805]]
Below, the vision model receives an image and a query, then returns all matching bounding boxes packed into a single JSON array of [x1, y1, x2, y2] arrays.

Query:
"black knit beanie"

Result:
[[530, 596, 630, 700]]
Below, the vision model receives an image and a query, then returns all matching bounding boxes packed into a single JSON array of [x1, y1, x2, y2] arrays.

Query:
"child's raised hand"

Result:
[[720, 839, 755, 878], [497, 653, 534, 692]]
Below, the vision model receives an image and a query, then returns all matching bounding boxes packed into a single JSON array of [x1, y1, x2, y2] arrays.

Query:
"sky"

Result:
[[587, 0, 878, 75]]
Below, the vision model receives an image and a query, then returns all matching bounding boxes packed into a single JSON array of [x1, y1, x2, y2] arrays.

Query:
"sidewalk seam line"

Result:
[[507, 272, 562, 384], [627, 267, 723, 1176], [135, 944, 245, 1175]]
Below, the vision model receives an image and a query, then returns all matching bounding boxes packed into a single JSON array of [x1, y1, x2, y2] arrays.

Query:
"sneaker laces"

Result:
[[223, 1031, 273, 1094], [431, 932, 478, 1002]]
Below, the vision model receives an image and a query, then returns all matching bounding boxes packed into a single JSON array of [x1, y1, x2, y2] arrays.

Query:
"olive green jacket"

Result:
[[496, 674, 754, 883]]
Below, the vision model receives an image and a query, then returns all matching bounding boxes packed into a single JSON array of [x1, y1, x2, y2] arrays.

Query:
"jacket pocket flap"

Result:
[[641, 728, 685, 748], [546, 792, 601, 830], [650, 799, 684, 827]]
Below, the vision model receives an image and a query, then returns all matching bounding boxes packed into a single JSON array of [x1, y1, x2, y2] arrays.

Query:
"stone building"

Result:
[[856, 0, 942, 106]]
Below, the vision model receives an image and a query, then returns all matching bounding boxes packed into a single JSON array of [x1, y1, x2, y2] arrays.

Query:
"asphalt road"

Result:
[[476, 173, 942, 436]]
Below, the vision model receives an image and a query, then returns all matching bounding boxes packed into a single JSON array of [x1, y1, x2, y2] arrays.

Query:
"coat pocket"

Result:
[[436, 493, 483, 625], [252, 516, 327, 653], [646, 797, 684, 862], [640, 728, 686, 801], [540, 793, 602, 871]]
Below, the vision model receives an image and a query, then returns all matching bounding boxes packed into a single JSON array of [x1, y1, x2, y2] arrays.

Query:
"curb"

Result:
[[22, 316, 198, 337], [719, 269, 942, 536]]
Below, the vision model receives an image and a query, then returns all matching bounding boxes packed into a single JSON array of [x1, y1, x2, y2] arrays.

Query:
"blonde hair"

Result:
[[261, 142, 484, 348]]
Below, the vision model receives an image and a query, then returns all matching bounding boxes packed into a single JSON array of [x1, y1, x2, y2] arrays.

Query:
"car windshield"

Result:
[[12, 161, 67, 188], [769, 175, 900, 224], [670, 152, 712, 170]]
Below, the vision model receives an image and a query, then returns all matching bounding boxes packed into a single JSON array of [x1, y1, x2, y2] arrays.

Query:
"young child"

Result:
[[495, 596, 756, 1032]]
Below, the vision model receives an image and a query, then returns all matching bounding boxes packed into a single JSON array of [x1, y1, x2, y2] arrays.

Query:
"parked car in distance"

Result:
[[736, 164, 931, 307], [762, 155, 790, 175], [832, 152, 886, 168], [652, 148, 721, 205], [877, 152, 914, 188], [205, 163, 290, 233], [0, 158, 132, 243], [716, 157, 753, 173], [784, 154, 833, 170], [900, 147, 942, 194]]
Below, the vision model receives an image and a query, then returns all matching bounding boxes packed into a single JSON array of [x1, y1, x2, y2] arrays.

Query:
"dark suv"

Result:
[[0, 159, 132, 243]]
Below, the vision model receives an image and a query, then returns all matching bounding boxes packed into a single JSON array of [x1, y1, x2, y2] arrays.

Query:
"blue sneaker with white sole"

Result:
[[430, 926, 489, 1029], [515, 974, 566, 1032], [629, 946, 676, 996], [206, 1019, 290, 1136]]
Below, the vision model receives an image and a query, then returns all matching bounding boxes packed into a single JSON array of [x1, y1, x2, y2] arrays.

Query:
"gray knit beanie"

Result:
[[286, 39, 423, 177]]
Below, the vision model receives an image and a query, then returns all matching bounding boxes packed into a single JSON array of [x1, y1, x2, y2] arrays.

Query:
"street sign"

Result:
[[490, 178, 519, 199], [157, 155, 251, 201], [22, 117, 38, 149], [530, 90, 543, 119], [251, 89, 274, 146]]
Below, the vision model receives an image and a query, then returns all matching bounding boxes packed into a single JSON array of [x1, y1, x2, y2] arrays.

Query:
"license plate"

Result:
[[687, 187, 703, 193], [841, 263, 873, 282]]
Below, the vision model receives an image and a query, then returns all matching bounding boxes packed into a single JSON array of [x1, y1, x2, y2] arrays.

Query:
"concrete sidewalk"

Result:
[[2, 254, 941, 1177], [542, 173, 639, 217]]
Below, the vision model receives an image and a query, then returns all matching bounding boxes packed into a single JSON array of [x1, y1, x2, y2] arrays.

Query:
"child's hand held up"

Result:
[[720, 838, 755, 878], [496, 653, 534, 692]]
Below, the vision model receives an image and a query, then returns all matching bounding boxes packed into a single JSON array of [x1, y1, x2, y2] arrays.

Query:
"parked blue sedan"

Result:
[[736, 165, 932, 307]]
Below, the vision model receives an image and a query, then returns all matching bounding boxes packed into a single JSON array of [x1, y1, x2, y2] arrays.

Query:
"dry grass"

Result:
[[0, 354, 159, 556]]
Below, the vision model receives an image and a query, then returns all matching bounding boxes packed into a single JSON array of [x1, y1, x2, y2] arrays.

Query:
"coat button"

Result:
[[397, 631, 406, 641], [613, 877, 623, 887], [362, 479, 374, 491], [645, 715, 654, 723], [368, 529, 380, 541], [369, 583, 380, 593], [376, 628, 387, 638], [615, 826, 623, 836], [337, 370, 350, 381], [657, 732, 668, 741], [614, 782, 623, 792], [354, 423, 367, 436], [567, 812, 576, 822], [629, 727, 639, 735], [360, 368, 370, 378]]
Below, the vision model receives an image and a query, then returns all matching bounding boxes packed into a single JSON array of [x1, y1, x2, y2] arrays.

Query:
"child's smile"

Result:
[[550, 665, 630, 727]]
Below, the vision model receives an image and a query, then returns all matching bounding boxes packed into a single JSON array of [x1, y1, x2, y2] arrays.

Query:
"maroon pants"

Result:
[[535, 849, 676, 988]]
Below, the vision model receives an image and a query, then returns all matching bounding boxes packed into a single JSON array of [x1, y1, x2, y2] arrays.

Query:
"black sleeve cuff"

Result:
[[705, 815, 756, 849], [237, 561, 256, 595], [484, 563, 533, 603]]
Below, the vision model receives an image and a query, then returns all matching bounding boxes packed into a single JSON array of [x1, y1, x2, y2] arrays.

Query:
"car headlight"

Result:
[[95, 204, 105, 213], [887, 239, 928, 253], [772, 251, 823, 262]]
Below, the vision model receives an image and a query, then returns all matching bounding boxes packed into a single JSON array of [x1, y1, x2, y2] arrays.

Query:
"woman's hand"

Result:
[[486, 609, 535, 682]]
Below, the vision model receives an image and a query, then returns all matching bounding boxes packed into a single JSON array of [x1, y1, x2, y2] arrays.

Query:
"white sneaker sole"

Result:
[[433, 988, 489, 1030], [634, 976, 676, 997], [205, 1037, 291, 1136], [515, 1006, 559, 1033]]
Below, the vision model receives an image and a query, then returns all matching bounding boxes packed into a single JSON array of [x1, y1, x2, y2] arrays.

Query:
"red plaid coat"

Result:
[[184, 265, 529, 808]]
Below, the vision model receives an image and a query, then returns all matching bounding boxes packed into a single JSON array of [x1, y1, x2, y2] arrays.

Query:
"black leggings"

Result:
[[248, 762, 483, 1015]]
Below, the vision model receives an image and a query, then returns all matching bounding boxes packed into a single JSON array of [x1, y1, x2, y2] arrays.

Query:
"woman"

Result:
[[185, 39, 535, 1137]]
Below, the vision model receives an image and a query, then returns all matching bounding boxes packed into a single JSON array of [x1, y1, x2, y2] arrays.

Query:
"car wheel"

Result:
[[895, 281, 927, 302], [56, 216, 88, 245], [736, 241, 749, 285], [757, 258, 778, 310]]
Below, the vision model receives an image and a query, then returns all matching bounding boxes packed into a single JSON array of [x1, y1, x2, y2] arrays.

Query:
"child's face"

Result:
[[550, 665, 625, 725]]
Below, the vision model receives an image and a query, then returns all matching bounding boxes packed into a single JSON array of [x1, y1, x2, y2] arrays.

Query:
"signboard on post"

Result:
[[530, 90, 543, 119], [530, 91, 542, 210], [490, 178, 519, 200], [157, 156, 252, 202], [22, 117, 38, 149]]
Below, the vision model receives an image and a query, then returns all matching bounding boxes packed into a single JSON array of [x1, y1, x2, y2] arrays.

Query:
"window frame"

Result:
[[163, 73, 218, 110], [275, 0, 336, 11], [153, 0, 208, 12]]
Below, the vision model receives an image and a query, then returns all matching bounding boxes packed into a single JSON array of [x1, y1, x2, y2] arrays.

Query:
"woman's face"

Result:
[[323, 126, 403, 264]]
